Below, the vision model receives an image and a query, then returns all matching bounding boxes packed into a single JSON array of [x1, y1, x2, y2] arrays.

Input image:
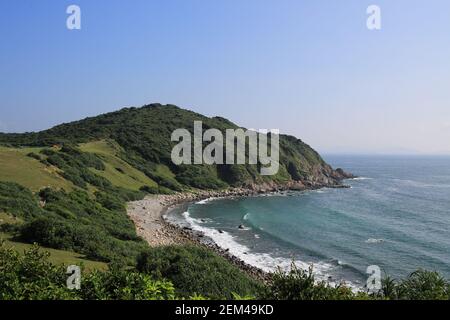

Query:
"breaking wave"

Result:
[[178, 210, 360, 290]]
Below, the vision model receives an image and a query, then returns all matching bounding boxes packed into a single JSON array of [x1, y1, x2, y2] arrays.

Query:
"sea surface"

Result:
[[167, 155, 450, 288]]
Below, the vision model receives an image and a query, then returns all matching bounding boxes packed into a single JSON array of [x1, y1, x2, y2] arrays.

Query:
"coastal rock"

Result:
[[334, 168, 355, 179]]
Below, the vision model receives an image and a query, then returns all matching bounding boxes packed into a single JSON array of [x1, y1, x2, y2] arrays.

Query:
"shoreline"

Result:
[[127, 188, 273, 281], [127, 181, 351, 282]]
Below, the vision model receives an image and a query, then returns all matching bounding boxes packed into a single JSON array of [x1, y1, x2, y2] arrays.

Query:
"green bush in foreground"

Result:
[[79, 269, 175, 300], [263, 263, 449, 300], [380, 270, 450, 300], [1, 242, 448, 300], [0, 242, 77, 299], [0, 242, 175, 300], [136, 245, 262, 299], [260, 264, 364, 300]]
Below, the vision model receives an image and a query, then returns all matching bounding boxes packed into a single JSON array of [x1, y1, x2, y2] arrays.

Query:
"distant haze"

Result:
[[1, 0, 449, 155]]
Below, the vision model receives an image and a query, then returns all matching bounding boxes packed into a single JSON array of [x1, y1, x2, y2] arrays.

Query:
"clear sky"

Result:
[[1, 0, 449, 154]]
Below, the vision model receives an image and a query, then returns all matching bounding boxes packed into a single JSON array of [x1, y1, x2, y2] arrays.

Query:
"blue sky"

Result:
[[1, 0, 450, 154]]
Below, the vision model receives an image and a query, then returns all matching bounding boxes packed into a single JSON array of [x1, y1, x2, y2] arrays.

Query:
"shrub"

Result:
[[136, 245, 262, 299], [0, 242, 175, 300], [19, 217, 72, 248], [95, 192, 124, 211], [261, 264, 357, 300], [139, 185, 160, 194], [18, 216, 145, 264], [9, 185, 147, 265], [81, 268, 175, 300], [0, 182, 43, 219], [175, 165, 228, 190], [0, 242, 76, 300], [139, 185, 174, 195], [380, 270, 450, 300], [26, 152, 41, 160]]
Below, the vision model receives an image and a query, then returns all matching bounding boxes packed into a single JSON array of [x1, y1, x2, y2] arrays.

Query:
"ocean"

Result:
[[167, 155, 450, 288]]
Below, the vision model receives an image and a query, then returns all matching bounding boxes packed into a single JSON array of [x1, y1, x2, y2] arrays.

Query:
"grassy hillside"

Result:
[[79, 140, 158, 191], [0, 212, 106, 271], [0, 104, 349, 269], [0, 146, 73, 191], [0, 104, 349, 190], [0, 233, 107, 271]]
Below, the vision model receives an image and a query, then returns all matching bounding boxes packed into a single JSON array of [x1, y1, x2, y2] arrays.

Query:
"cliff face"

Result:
[[0, 104, 352, 191]]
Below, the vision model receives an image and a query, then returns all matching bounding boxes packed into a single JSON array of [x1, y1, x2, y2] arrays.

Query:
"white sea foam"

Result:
[[352, 177, 373, 181], [243, 213, 250, 221], [365, 238, 384, 244], [392, 178, 450, 189], [180, 211, 360, 290], [196, 198, 216, 205]]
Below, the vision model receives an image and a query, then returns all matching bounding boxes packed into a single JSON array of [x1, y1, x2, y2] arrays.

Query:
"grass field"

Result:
[[155, 163, 177, 179], [0, 146, 74, 191], [79, 140, 158, 190], [0, 141, 170, 193]]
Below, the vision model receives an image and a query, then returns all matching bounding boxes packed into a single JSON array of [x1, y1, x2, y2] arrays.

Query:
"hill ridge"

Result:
[[0, 103, 352, 191]]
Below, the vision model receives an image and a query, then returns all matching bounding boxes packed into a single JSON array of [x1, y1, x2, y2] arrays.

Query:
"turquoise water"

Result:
[[168, 156, 450, 287]]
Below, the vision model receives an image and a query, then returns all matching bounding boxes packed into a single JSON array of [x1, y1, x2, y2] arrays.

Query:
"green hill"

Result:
[[0, 104, 351, 267], [0, 104, 350, 191]]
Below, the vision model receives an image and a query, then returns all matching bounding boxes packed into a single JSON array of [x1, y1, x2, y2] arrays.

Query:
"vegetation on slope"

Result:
[[0, 179, 147, 265], [0, 104, 346, 190], [137, 245, 263, 299], [0, 243, 174, 300], [0, 212, 107, 271], [263, 264, 450, 300], [79, 140, 158, 191], [0, 146, 73, 191]]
